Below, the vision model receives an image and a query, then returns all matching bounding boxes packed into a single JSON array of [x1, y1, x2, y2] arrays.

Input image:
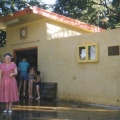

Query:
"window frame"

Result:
[[77, 43, 99, 63]]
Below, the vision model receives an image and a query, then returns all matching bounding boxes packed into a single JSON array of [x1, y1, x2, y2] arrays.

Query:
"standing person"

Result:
[[18, 57, 29, 97], [0, 53, 19, 113], [28, 67, 35, 99], [34, 71, 41, 100]]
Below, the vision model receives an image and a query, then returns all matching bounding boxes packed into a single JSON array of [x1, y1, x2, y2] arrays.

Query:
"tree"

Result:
[[53, 0, 120, 29], [0, 0, 48, 47], [0, 0, 48, 16]]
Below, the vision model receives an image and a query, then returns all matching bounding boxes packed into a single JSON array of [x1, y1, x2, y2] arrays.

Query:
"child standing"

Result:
[[28, 67, 35, 99], [35, 71, 41, 100]]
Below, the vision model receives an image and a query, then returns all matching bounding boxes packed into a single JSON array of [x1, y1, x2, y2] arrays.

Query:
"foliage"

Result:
[[0, 0, 48, 47], [0, 0, 119, 29], [53, 0, 120, 29], [0, 0, 48, 16], [0, 30, 6, 47]]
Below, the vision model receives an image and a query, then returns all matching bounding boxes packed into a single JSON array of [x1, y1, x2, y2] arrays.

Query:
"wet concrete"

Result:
[[0, 98, 120, 120]]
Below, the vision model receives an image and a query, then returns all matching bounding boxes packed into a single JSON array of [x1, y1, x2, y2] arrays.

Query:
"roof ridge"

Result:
[[31, 6, 105, 32], [0, 6, 105, 32]]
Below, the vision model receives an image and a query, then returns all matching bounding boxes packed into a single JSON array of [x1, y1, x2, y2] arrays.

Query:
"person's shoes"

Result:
[[3, 110, 8, 113], [8, 110, 12, 113], [36, 97, 40, 100], [29, 96, 34, 99], [22, 93, 26, 97]]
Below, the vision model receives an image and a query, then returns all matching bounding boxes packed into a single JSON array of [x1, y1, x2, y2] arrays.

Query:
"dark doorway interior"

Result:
[[14, 47, 37, 97], [15, 48, 37, 70]]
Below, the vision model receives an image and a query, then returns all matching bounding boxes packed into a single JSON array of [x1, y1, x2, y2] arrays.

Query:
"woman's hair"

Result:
[[11, 58, 14, 62], [4, 53, 12, 58], [36, 71, 40, 75]]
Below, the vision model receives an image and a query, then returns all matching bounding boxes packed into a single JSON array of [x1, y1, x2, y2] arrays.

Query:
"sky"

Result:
[[42, 0, 56, 4], [41, 0, 113, 5]]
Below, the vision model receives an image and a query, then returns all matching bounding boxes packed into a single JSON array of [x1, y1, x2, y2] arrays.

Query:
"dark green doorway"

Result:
[[14, 47, 38, 70], [13, 47, 38, 97]]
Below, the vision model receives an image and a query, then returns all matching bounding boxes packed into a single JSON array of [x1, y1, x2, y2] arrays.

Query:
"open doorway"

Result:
[[13, 47, 38, 70], [13, 47, 38, 97]]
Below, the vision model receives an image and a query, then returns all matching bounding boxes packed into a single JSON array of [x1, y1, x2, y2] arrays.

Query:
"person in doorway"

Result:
[[18, 56, 29, 97], [34, 71, 41, 100], [28, 66, 35, 99], [0, 53, 19, 113]]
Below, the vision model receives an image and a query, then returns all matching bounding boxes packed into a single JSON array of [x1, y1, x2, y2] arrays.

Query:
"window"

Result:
[[108, 46, 119, 56], [77, 43, 98, 63], [0, 30, 6, 47]]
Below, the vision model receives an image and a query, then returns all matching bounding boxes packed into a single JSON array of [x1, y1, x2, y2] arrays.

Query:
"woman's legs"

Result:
[[28, 80, 33, 98], [6, 102, 9, 110], [8, 102, 12, 111], [28, 81, 30, 97], [4, 102, 12, 112], [36, 85, 40, 100], [3, 103, 8, 112], [18, 80, 22, 95], [23, 80, 27, 96]]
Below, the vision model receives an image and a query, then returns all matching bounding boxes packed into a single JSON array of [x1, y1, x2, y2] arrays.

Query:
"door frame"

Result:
[[13, 46, 38, 63]]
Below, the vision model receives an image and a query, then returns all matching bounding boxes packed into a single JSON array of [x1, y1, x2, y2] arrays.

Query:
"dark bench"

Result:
[[40, 82, 57, 100]]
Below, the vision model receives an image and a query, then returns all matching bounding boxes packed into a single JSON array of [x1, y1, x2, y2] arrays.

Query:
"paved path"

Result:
[[0, 98, 120, 120]]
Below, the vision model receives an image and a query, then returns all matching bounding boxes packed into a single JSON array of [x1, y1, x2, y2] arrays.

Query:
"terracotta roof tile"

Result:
[[31, 6, 105, 32], [0, 6, 105, 32]]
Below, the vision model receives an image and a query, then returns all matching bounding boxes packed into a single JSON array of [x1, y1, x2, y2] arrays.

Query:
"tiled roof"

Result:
[[0, 6, 105, 32], [31, 7, 105, 32]]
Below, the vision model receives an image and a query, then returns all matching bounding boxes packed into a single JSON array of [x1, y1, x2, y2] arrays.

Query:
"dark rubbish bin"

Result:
[[40, 82, 57, 100]]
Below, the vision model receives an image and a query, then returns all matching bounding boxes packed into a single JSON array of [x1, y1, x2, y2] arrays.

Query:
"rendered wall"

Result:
[[40, 28, 120, 106], [0, 19, 120, 106]]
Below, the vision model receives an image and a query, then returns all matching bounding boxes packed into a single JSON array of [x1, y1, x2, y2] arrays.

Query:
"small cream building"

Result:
[[0, 6, 120, 106]]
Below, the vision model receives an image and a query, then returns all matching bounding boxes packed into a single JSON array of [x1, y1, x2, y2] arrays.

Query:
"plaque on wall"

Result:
[[108, 46, 119, 56], [20, 27, 27, 39]]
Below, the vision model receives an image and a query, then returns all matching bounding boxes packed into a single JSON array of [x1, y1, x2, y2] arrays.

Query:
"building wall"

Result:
[[0, 19, 120, 106], [40, 28, 120, 106]]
